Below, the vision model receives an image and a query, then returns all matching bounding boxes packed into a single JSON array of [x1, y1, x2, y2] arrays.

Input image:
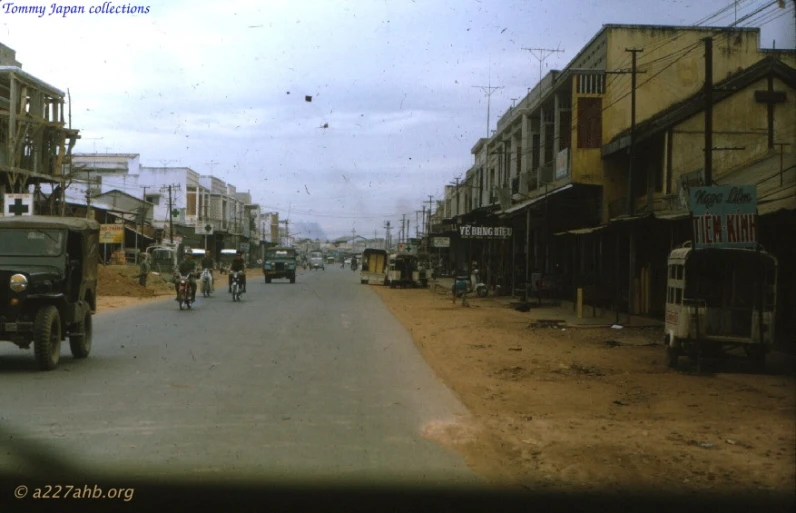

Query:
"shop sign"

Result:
[[458, 225, 513, 239], [688, 185, 757, 249]]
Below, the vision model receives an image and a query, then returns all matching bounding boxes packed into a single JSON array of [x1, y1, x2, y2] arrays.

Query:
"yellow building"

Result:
[[597, 55, 794, 338], [440, 24, 794, 341]]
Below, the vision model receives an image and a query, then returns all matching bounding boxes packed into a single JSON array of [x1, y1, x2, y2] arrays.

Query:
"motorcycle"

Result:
[[177, 274, 195, 310], [200, 268, 214, 297], [230, 271, 244, 302], [452, 267, 487, 304]]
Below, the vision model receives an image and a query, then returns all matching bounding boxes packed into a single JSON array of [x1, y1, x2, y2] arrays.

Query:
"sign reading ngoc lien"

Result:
[[459, 225, 513, 239], [688, 185, 757, 249]]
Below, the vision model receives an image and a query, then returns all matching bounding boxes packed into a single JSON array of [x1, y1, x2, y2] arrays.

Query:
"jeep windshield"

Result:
[[0, 228, 64, 257]]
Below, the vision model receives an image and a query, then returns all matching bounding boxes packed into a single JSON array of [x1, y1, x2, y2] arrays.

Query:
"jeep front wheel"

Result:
[[34, 306, 61, 371], [69, 310, 93, 359]]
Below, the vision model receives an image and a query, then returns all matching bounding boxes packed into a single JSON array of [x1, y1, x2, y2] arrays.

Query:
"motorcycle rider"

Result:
[[200, 249, 216, 292], [228, 250, 247, 293], [175, 249, 198, 301]]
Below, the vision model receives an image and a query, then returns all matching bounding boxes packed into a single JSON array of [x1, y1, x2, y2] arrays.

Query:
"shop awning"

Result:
[[554, 225, 606, 236], [125, 225, 155, 239], [499, 184, 573, 215], [654, 211, 690, 221]]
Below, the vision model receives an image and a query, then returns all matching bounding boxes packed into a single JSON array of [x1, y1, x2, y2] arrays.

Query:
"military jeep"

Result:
[[263, 246, 297, 283], [0, 216, 99, 370]]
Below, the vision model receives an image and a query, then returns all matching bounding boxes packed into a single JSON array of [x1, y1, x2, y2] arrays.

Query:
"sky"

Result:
[[1, 0, 793, 240]]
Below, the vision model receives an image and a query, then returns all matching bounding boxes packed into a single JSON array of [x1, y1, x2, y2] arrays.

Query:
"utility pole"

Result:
[[427, 196, 434, 236], [522, 47, 565, 102], [703, 37, 713, 186], [626, 48, 643, 215], [774, 142, 792, 186], [161, 184, 181, 244], [472, 60, 503, 138], [626, 47, 643, 318], [85, 168, 93, 219], [384, 221, 392, 252]]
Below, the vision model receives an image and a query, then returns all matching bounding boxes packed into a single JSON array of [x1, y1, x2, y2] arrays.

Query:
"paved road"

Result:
[[1, 266, 480, 487]]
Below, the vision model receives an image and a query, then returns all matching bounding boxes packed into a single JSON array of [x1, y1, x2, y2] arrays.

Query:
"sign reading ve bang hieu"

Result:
[[458, 225, 513, 239], [688, 185, 757, 249]]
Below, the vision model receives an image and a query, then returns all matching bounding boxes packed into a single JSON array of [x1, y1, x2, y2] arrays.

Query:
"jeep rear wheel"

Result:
[[69, 310, 93, 359], [290, 274, 296, 284], [34, 306, 61, 371]]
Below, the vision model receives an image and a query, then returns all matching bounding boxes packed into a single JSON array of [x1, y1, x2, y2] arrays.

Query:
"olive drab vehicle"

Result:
[[262, 246, 298, 283], [0, 216, 100, 370]]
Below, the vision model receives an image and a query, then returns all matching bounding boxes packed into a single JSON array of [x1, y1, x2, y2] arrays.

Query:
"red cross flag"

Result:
[[3, 193, 34, 216]]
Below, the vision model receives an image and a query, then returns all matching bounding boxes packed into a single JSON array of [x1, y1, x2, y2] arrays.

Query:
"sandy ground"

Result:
[[95, 265, 174, 312], [95, 266, 795, 496], [371, 284, 796, 496]]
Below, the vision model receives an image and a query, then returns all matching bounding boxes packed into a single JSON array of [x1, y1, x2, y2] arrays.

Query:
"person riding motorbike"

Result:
[[200, 250, 216, 291], [228, 250, 247, 293], [175, 249, 199, 301]]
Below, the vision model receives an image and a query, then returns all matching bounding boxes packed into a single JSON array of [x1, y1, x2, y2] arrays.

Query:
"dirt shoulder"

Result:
[[372, 285, 796, 496], [96, 265, 174, 313]]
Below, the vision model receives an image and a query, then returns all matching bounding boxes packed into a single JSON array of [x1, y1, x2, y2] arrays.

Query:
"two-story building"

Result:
[[435, 23, 795, 342], [0, 42, 80, 213]]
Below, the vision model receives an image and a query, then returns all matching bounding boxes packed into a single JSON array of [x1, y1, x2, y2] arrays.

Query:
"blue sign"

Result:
[[688, 185, 757, 249]]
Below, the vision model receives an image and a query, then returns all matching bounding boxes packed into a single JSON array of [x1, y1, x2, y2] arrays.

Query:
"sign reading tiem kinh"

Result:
[[459, 225, 513, 239], [688, 185, 757, 249]]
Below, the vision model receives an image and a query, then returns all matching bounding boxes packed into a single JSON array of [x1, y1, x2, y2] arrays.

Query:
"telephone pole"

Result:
[[472, 60, 503, 138], [85, 168, 92, 218], [161, 184, 181, 244], [774, 142, 792, 186], [522, 47, 565, 102], [626, 47, 643, 215], [384, 221, 392, 251], [427, 196, 434, 236], [703, 37, 713, 186]]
